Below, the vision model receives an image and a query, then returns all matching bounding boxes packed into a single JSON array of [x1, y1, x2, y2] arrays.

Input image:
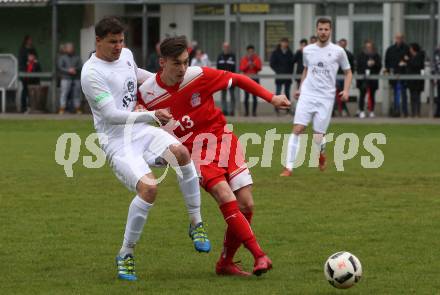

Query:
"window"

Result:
[[316, 4, 348, 16], [194, 5, 224, 15], [230, 22, 260, 60], [193, 21, 225, 62], [405, 3, 435, 15], [354, 4, 382, 14], [353, 22, 383, 57], [405, 19, 435, 53], [265, 21, 294, 60]]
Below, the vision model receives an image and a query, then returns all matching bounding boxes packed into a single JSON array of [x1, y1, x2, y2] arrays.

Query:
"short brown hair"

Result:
[[95, 16, 125, 38], [316, 17, 332, 28], [160, 36, 188, 58]]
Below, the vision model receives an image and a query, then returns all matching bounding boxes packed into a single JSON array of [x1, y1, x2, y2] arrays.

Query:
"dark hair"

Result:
[[95, 16, 125, 38], [316, 17, 332, 28], [21, 35, 32, 47], [410, 43, 421, 53], [339, 38, 347, 43], [246, 45, 255, 50], [160, 35, 188, 58], [280, 37, 289, 43], [300, 39, 308, 45]]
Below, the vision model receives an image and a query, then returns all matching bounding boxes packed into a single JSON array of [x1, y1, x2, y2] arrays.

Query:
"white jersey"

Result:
[[81, 48, 154, 145], [301, 42, 350, 99]]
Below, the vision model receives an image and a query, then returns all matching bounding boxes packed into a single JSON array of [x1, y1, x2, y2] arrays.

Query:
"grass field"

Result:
[[1, 119, 439, 294]]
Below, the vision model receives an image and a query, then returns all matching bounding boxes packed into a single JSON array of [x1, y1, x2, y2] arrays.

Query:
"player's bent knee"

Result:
[[239, 200, 254, 213], [136, 181, 158, 203], [169, 144, 191, 166]]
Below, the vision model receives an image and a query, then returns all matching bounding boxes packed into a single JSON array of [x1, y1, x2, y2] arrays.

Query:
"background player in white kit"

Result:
[[80, 17, 210, 281], [281, 18, 352, 176]]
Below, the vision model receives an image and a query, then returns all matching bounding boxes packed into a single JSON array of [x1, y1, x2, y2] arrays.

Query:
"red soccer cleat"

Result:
[[279, 168, 292, 177], [253, 255, 273, 276], [216, 260, 252, 277], [319, 152, 327, 171]]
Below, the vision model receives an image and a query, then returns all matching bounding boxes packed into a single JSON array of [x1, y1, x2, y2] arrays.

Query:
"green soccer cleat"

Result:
[[189, 222, 211, 253], [116, 254, 137, 281]]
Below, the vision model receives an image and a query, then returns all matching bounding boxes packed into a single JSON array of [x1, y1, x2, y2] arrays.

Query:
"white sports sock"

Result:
[[320, 136, 327, 153], [119, 196, 153, 257], [176, 162, 202, 226], [286, 134, 301, 170], [309, 134, 325, 167]]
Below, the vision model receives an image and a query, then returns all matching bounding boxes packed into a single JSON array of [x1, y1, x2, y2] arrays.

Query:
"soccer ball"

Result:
[[324, 251, 362, 289]]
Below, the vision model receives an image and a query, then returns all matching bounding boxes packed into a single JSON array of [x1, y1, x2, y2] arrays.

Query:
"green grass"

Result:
[[1, 119, 439, 294]]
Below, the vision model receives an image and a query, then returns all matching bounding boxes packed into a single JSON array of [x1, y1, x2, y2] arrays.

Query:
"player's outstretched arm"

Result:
[[99, 100, 160, 125], [231, 73, 291, 109], [231, 73, 273, 102], [270, 95, 291, 110], [340, 69, 352, 101]]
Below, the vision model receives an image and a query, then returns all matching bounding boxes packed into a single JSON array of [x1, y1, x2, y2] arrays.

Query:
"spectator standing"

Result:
[[190, 49, 210, 67], [188, 40, 199, 66], [239, 45, 262, 116], [57, 42, 82, 114], [385, 33, 410, 117], [309, 36, 317, 44], [18, 35, 38, 113], [216, 42, 237, 116], [335, 38, 354, 117], [356, 40, 382, 118], [270, 37, 294, 115], [293, 39, 308, 87], [434, 45, 440, 117], [146, 42, 161, 73], [407, 43, 425, 117]]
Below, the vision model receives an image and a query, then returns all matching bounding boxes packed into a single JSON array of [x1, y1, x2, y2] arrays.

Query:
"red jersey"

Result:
[[138, 66, 273, 151]]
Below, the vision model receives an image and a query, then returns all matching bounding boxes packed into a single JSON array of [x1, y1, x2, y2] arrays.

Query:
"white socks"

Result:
[[285, 134, 301, 170], [176, 162, 202, 226], [119, 195, 153, 257]]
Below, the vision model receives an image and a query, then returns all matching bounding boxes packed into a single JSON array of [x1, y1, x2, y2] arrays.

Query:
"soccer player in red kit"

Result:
[[138, 36, 291, 276]]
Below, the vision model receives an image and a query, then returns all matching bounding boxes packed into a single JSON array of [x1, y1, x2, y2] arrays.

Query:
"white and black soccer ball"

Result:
[[324, 251, 362, 289]]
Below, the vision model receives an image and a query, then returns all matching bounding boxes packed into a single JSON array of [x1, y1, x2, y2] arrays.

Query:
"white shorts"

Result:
[[104, 125, 180, 192], [293, 94, 334, 134]]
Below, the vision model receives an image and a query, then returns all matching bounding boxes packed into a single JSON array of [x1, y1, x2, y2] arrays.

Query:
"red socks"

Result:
[[219, 200, 264, 263]]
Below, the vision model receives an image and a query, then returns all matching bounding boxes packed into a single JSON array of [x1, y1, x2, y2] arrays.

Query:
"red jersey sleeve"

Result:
[[201, 67, 234, 93], [231, 73, 273, 102]]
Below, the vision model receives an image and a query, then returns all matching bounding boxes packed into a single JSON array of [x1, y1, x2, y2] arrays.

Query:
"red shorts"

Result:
[[189, 130, 253, 192]]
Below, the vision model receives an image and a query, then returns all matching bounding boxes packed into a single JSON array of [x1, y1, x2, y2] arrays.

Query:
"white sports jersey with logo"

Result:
[[81, 48, 152, 141], [301, 42, 350, 99], [81, 48, 179, 191]]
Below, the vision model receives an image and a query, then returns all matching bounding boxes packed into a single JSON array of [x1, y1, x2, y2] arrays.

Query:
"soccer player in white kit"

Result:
[[80, 17, 210, 281], [281, 18, 352, 176]]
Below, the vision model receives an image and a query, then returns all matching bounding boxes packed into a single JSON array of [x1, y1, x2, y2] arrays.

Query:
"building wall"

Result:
[[160, 4, 193, 40], [0, 6, 83, 71]]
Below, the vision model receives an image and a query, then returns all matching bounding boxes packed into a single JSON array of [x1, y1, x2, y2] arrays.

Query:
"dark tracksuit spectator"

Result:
[[407, 43, 425, 117], [146, 42, 161, 73], [385, 33, 410, 117], [293, 39, 308, 87], [270, 38, 294, 115], [433, 46, 440, 117], [239, 45, 262, 116], [335, 39, 354, 117], [216, 42, 236, 116], [18, 35, 38, 113], [356, 40, 382, 118]]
